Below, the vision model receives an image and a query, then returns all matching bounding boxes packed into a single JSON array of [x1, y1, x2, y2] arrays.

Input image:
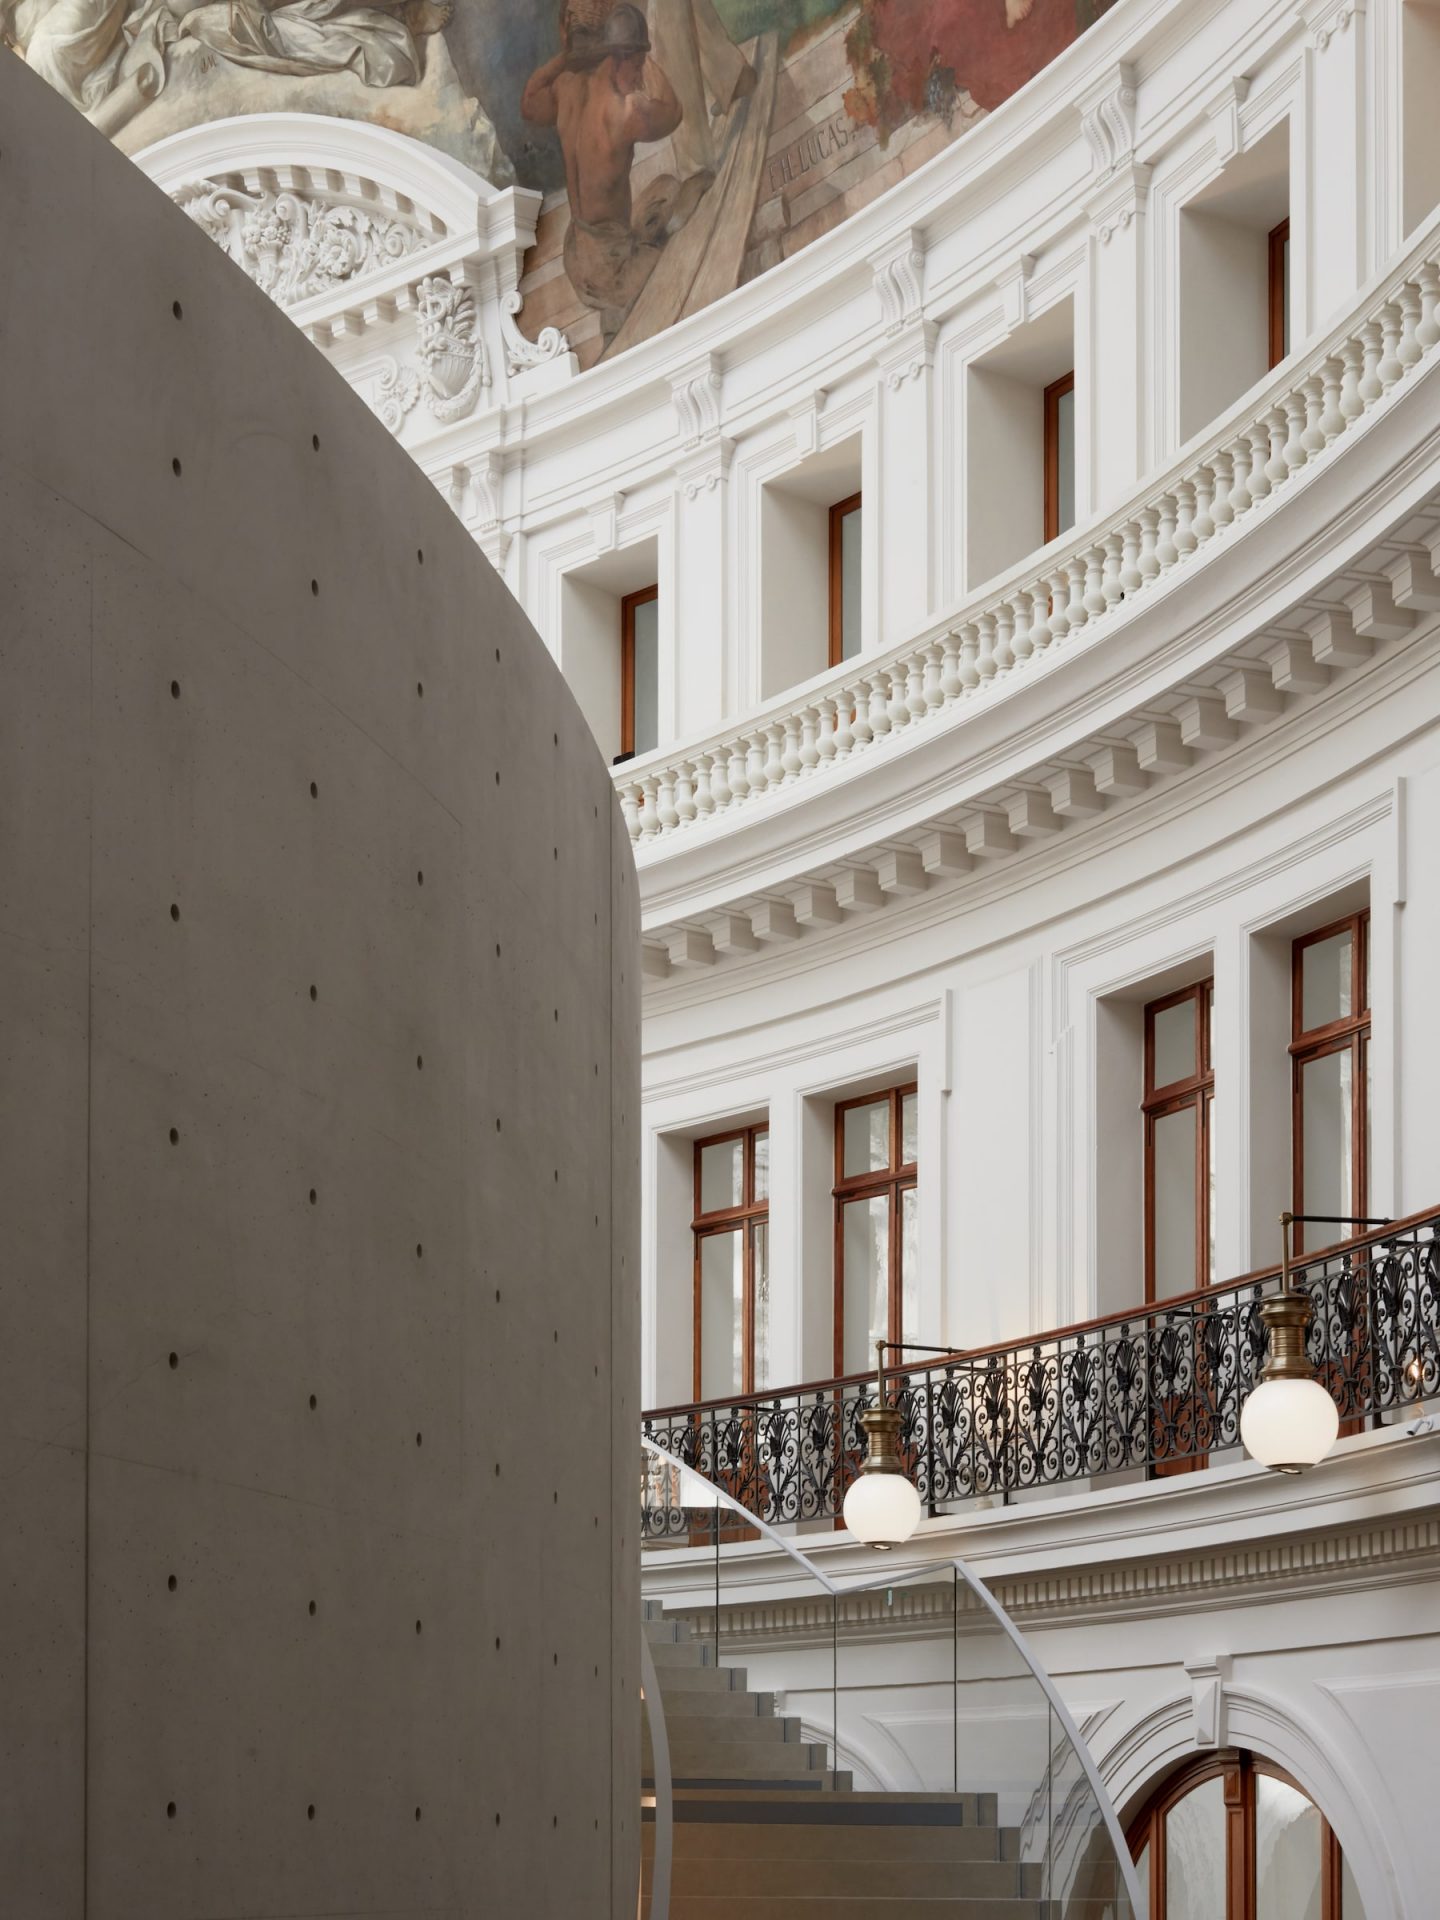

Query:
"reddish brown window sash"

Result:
[[832, 1083, 917, 1379], [1043, 370, 1075, 544], [1142, 979, 1215, 1303], [1128, 1749, 1348, 1920], [619, 583, 658, 760], [1290, 910, 1369, 1255], [1268, 217, 1290, 369], [828, 493, 862, 668], [692, 1124, 768, 1402]]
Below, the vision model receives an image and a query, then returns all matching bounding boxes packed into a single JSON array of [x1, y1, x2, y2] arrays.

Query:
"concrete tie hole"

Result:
[[309, 985, 317, 1002], [168, 1127, 178, 1145], [171, 301, 182, 320], [311, 434, 320, 451], [308, 1600, 316, 1616], [170, 680, 180, 699], [166, 1802, 176, 1819], [168, 1575, 177, 1592], [307, 1806, 315, 1822], [308, 1394, 317, 1411], [168, 1352, 178, 1370], [169, 903, 180, 922], [171, 457, 182, 478], [309, 781, 318, 799], [310, 579, 319, 597], [308, 1189, 317, 1206]]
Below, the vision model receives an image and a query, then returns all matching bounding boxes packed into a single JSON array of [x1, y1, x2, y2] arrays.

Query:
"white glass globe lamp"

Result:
[[1240, 1290, 1339, 1474], [842, 1406, 923, 1549]]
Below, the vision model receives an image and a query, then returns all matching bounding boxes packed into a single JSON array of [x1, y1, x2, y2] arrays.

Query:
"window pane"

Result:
[[699, 1138, 744, 1214], [1152, 1104, 1198, 1299], [840, 504, 862, 661], [1164, 1775, 1226, 1920], [1301, 1049, 1353, 1220], [1301, 929, 1354, 1032], [753, 1129, 769, 1203], [1342, 1848, 1366, 1919], [843, 1098, 890, 1177], [1055, 382, 1076, 537], [751, 1219, 770, 1392], [631, 593, 659, 757], [1255, 1774, 1323, 1920], [900, 1186, 918, 1346], [1152, 996, 1196, 1088], [842, 1195, 889, 1376], [699, 1230, 744, 1400], [901, 1092, 918, 1166]]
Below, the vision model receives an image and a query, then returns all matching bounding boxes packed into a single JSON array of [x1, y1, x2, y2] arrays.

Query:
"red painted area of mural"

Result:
[[845, 0, 1083, 143]]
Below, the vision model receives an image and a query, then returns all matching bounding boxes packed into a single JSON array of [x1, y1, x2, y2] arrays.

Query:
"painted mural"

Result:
[[2, 0, 1115, 364]]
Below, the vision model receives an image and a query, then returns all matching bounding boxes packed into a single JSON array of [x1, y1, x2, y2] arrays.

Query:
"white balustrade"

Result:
[[614, 224, 1440, 846]]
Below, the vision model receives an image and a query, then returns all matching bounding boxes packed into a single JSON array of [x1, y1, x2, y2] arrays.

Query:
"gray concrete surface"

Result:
[[0, 50, 639, 1919]]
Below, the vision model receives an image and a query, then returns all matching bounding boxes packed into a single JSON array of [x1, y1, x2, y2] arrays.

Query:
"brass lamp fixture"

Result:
[[1239, 1211, 1344, 1474], [842, 1339, 955, 1550]]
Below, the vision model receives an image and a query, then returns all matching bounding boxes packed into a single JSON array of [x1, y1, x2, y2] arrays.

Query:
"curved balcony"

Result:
[[618, 209, 1440, 868], [641, 1209, 1440, 1538]]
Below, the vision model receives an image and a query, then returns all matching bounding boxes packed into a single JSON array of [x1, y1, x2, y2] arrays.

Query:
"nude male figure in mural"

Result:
[[522, 3, 709, 335]]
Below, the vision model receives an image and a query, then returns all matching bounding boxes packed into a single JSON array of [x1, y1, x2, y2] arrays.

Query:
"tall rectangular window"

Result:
[[1291, 913, 1369, 1252], [692, 1126, 769, 1401], [834, 1085, 917, 1377], [620, 584, 659, 761], [1043, 371, 1076, 543], [1268, 217, 1290, 368], [828, 493, 863, 666], [1144, 981, 1214, 1301]]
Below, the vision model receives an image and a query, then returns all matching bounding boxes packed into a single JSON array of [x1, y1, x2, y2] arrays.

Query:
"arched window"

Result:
[[1127, 1750, 1365, 1920]]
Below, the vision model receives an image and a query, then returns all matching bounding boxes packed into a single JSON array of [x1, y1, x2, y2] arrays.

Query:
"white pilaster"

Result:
[[1298, 0, 1372, 328]]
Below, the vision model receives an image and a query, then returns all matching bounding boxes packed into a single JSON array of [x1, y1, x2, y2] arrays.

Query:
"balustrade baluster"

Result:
[[706, 748, 730, 812], [1398, 282, 1424, 368], [1264, 404, 1289, 490], [1083, 546, 1108, 616], [764, 723, 786, 787], [940, 632, 965, 699], [1416, 260, 1440, 350], [745, 731, 767, 795], [924, 639, 947, 706], [1011, 595, 1035, 662], [799, 705, 821, 773], [905, 651, 928, 722], [620, 782, 642, 842], [639, 776, 661, 839], [1065, 557, 1088, 632], [1119, 518, 1144, 591], [1102, 532, 1126, 607], [868, 673, 892, 737], [1245, 419, 1272, 505], [1213, 444, 1241, 523], [839, 686, 863, 751], [656, 770, 679, 833], [1173, 483, 1197, 559], [816, 696, 839, 763], [1154, 495, 1179, 573], [1382, 297, 1405, 387], [781, 716, 803, 781], [673, 761, 696, 824], [1137, 507, 1161, 582], [993, 602, 1016, 673], [1359, 316, 1385, 400], [975, 612, 999, 680], [1289, 384, 1315, 466], [691, 754, 715, 817], [1318, 356, 1346, 441], [1191, 467, 1216, 545], [1028, 584, 1054, 654], [727, 739, 749, 803]]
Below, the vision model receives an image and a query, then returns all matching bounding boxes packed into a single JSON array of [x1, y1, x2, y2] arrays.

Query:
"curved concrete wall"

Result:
[[0, 54, 638, 1920]]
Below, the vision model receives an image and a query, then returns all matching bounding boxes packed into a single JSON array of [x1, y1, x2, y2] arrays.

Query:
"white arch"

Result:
[[1095, 1685, 1404, 1920], [133, 110, 524, 237]]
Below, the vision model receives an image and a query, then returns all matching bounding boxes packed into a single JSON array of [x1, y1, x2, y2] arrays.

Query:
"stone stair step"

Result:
[[645, 1713, 800, 1746], [644, 1898, 1050, 1919], [647, 1639, 716, 1669], [664, 1744, 833, 1779], [649, 1857, 1042, 1899], [647, 1772, 854, 1794], [663, 1788, 1000, 1826], [652, 1686, 777, 1718], [644, 1822, 1017, 1863], [654, 1662, 747, 1691]]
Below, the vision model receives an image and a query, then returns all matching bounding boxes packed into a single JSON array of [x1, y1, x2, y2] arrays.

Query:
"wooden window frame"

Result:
[[1043, 370, 1075, 544], [1268, 217, 1290, 370], [1290, 910, 1369, 1254], [1127, 1748, 1348, 1920], [619, 583, 659, 761], [832, 1084, 918, 1378], [1143, 979, 1215, 1303], [828, 492, 863, 668], [692, 1124, 769, 1403]]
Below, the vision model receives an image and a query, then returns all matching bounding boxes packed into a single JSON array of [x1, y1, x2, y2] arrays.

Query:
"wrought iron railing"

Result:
[[641, 1209, 1440, 1541]]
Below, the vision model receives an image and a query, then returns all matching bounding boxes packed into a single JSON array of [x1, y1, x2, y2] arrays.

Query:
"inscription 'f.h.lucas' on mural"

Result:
[[4, 0, 1115, 367]]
